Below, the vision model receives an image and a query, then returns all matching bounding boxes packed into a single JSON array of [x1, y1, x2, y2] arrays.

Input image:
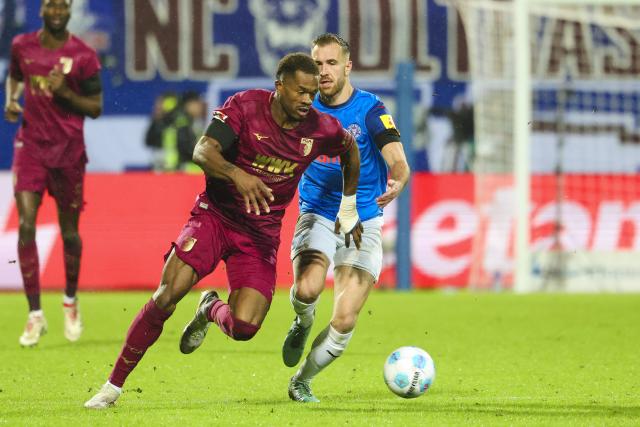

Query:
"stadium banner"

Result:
[[0, 0, 452, 171], [2, 172, 640, 291]]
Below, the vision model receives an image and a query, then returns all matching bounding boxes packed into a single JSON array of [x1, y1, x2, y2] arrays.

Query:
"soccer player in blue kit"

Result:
[[283, 33, 411, 402]]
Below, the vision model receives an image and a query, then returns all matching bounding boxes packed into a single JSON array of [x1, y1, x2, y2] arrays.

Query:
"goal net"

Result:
[[451, 0, 640, 292]]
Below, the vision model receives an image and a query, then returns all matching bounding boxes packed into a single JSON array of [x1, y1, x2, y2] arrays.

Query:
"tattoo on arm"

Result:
[[222, 162, 237, 174]]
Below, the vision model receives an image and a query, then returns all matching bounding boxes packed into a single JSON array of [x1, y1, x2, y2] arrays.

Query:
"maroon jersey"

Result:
[[9, 30, 101, 167], [205, 89, 354, 241]]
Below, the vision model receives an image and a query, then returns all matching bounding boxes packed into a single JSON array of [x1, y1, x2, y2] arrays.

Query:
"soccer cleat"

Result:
[[84, 383, 121, 409], [179, 290, 219, 354], [19, 312, 48, 347], [288, 376, 320, 403], [282, 316, 313, 367], [63, 301, 83, 342]]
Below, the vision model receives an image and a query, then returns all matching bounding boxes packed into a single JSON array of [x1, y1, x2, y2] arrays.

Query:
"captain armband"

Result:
[[205, 118, 238, 152], [374, 128, 401, 151], [79, 74, 102, 96]]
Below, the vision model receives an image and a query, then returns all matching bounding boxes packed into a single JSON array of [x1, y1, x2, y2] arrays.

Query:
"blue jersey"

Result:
[[299, 88, 397, 221]]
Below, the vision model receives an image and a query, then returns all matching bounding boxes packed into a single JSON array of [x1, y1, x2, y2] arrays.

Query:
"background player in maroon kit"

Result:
[[3, 0, 103, 347], [84, 52, 362, 409]]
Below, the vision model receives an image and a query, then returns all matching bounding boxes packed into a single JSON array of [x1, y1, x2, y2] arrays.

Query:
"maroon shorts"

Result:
[[166, 196, 279, 303], [12, 148, 86, 212]]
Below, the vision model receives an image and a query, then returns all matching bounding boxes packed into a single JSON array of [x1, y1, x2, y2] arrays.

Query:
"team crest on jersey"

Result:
[[180, 236, 197, 252], [212, 111, 228, 123], [346, 123, 362, 139], [300, 138, 314, 156], [59, 57, 73, 74]]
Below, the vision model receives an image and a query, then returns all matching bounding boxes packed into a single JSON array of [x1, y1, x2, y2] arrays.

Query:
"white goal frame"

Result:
[[512, 0, 640, 292]]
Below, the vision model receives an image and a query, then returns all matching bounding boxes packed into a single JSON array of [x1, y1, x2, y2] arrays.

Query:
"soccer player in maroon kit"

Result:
[[3, 0, 103, 347], [84, 52, 362, 409]]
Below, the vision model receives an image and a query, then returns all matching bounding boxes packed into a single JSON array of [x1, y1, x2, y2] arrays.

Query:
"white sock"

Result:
[[106, 381, 122, 395], [290, 285, 316, 328], [296, 325, 353, 383], [29, 309, 44, 318], [63, 295, 76, 305]]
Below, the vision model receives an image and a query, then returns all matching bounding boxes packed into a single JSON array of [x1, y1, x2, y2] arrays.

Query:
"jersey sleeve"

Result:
[[9, 38, 23, 81], [80, 49, 102, 80], [212, 93, 245, 136], [365, 101, 401, 149], [323, 126, 355, 158], [204, 93, 244, 150]]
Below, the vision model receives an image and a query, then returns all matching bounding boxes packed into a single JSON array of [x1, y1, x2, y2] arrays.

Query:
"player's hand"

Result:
[[334, 217, 363, 249], [47, 65, 71, 98], [376, 179, 403, 208], [232, 170, 274, 215], [4, 100, 22, 122]]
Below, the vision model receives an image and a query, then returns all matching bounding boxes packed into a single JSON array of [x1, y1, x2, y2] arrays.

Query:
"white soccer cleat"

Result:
[[84, 383, 121, 409], [63, 301, 83, 342], [19, 311, 48, 347]]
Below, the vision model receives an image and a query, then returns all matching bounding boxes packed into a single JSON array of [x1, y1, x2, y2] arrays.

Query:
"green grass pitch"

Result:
[[0, 290, 639, 426]]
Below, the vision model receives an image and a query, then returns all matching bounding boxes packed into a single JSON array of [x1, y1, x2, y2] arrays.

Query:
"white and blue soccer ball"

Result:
[[383, 346, 435, 398]]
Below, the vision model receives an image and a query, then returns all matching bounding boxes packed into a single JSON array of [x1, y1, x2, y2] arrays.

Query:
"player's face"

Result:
[[312, 43, 352, 99], [275, 70, 319, 122], [41, 0, 71, 34]]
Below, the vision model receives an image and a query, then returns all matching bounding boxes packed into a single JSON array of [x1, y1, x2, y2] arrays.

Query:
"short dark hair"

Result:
[[276, 53, 319, 81], [312, 33, 350, 56]]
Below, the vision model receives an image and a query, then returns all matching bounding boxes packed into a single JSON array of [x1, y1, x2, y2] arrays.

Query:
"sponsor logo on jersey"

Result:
[[252, 154, 298, 177], [347, 123, 362, 139], [212, 111, 228, 123], [380, 114, 397, 130], [300, 138, 314, 156], [254, 132, 270, 141], [29, 75, 52, 96]]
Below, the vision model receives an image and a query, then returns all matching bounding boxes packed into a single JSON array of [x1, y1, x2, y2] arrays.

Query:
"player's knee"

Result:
[[18, 222, 36, 241], [61, 231, 81, 247], [331, 314, 357, 334], [294, 282, 320, 303], [230, 316, 260, 341], [152, 286, 178, 314]]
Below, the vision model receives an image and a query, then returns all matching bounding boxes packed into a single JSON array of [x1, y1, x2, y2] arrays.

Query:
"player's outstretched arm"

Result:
[[335, 140, 363, 249], [4, 76, 24, 123], [47, 66, 102, 118], [192, 135, 274, 215], [376, 141, 410, 208]]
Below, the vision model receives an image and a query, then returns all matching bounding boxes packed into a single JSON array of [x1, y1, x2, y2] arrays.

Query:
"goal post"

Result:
[[451, 0, 640, 292]]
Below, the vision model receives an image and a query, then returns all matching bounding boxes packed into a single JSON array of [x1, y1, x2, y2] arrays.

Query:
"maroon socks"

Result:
[[18, 240, 40, 311], [207, 300, 259, 341], [109, 299, 171, 387]]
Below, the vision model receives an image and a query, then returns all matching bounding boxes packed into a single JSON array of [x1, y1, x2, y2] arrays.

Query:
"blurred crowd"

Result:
[[144, 91, 207, 173]]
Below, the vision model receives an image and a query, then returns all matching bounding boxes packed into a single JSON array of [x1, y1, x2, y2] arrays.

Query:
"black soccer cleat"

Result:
[[282, 315, 313, 367], [179, 290, 219, 354]]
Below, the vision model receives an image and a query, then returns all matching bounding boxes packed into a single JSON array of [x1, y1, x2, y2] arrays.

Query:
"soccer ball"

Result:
[[383, 346, 435, 398]]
